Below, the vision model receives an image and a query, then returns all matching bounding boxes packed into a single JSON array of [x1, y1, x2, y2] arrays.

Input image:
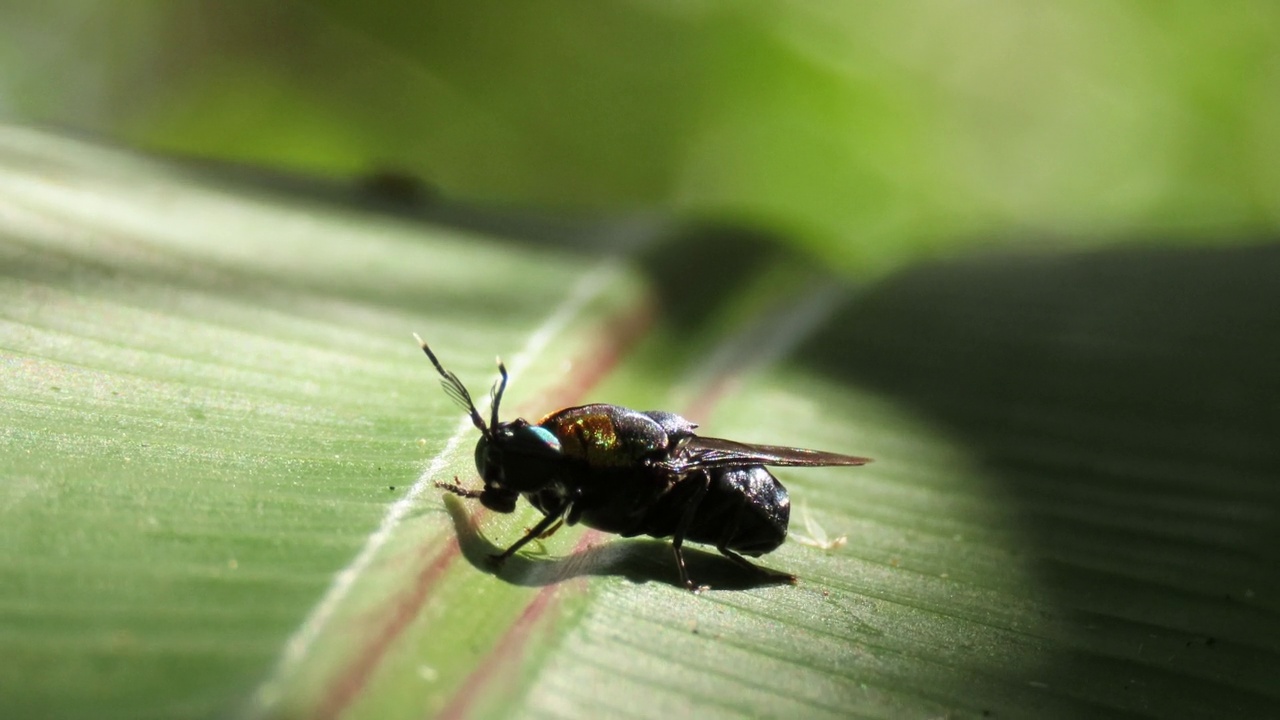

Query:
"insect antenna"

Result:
[[413, 333, 489, 436], [491, 357, 509, 430]]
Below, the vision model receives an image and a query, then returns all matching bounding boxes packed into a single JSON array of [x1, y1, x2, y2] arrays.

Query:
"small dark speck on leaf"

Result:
[[357, 169, 435, 206], [389, 486, 397, 491], [50, 386, 60, 392]]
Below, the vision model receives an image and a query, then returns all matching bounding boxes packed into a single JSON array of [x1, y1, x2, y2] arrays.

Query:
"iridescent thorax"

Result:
[[539, 404, 672, 467]]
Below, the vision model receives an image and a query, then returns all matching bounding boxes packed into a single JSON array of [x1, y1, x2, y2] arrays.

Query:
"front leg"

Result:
[[535, 518, 565, 540], [491, 510, 566, 565]]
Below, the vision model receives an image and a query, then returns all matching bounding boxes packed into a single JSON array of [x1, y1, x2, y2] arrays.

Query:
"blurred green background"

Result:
[[4, 4, 1280, 718], [3, 1, 1278, 269]]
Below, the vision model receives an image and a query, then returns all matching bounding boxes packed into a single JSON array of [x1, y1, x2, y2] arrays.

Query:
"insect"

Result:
[[415, 335, 871, 592]]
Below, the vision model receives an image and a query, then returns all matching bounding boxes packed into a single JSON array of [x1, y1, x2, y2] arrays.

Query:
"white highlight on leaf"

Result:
[[250, 259, 622, 712]]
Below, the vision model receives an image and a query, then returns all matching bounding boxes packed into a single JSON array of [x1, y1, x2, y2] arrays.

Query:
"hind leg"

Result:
[[716, 502, 796, 585], [715, 546, 796, 585]]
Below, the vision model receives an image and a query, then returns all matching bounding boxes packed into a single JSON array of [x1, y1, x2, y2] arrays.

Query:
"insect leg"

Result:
[[716, 546, 796, 585], [716, 503, 796, 585], [670, 471, 712, 593], [536, 518, 565, 540], [490, 510, 565, 565]]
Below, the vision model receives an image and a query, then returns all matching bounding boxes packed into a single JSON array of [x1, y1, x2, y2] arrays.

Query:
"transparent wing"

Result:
[[666, 435, 872, 473]]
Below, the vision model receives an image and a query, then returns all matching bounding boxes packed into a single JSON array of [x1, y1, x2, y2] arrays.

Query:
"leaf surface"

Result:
[[1, 127, 1277, 720]]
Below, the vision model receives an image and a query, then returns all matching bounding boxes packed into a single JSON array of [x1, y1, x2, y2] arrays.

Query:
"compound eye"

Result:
[[509, 425, 562, 457]]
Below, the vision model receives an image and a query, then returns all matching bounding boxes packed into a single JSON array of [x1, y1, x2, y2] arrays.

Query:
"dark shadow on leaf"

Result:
[[441, 494, 794, 592], [110, 149, 1280, 710], [797, 240, 1280, 716]]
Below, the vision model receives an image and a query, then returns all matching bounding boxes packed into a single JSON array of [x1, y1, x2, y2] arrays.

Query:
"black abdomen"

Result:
[[643, 465, 790, 556]]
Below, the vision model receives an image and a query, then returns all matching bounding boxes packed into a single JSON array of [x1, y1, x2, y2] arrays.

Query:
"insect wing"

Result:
[[669, 436, 871, 473]]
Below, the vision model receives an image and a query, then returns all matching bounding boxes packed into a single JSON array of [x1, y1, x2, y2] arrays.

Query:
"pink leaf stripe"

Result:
[[311, 303, 652, 720], [316, 538, 461, 720], [436, 528, 603, 720], [429, 281, 848, 718]]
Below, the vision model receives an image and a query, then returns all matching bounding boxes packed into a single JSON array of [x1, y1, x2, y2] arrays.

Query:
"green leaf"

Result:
[[2, 126, 1277, 720], [0, 125, 644, 719]]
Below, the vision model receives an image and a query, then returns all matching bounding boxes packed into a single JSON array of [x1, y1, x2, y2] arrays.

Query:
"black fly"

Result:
[[416, 336, 871, 592]]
